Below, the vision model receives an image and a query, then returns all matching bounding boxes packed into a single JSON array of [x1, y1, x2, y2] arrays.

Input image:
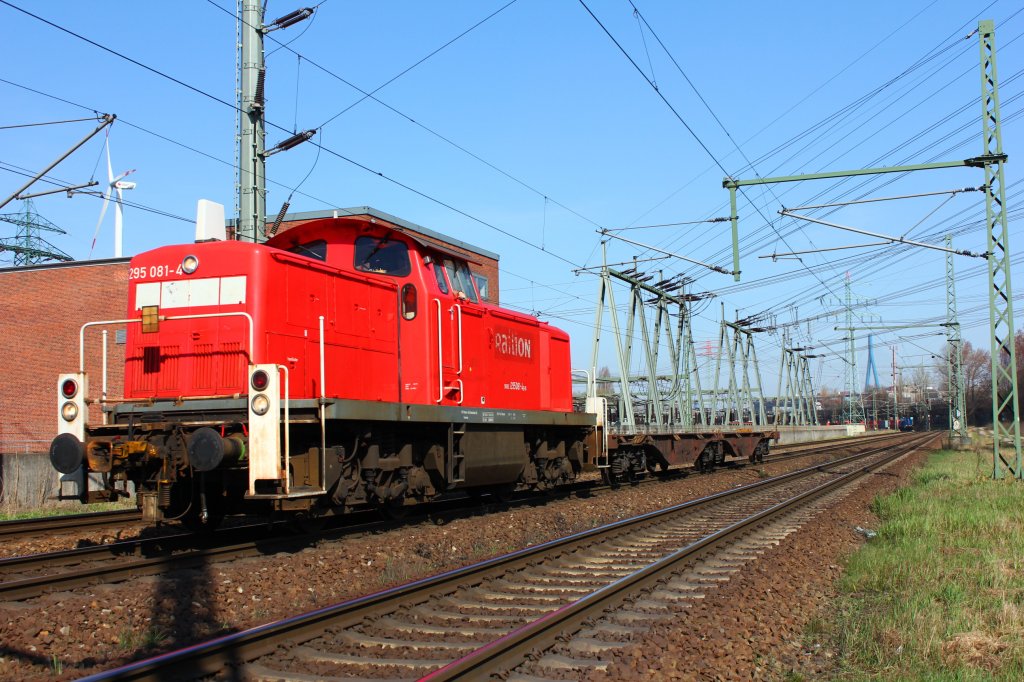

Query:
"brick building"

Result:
[[0, 207, 499, 449]]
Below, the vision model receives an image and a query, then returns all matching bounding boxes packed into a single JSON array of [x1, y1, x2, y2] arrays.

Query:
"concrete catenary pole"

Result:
[[237, 0, 266, 243]]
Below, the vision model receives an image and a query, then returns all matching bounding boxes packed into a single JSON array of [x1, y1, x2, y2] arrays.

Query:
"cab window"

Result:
[[288, 239, 327, 261], [432, 262, 449, 294], [354, 236, 411, 276], [443, 259, 479, 303], [472, 274, 489, 302]]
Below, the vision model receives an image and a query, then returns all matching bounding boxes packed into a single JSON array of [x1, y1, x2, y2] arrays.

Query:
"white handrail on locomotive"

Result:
[[434, 297, 466, 405], [435, 298, 444, 404], [572, 367, 610, 470], [277, 364, 290, 492], [318, 314, 327, 495], [454, 302, 463, 374], [79, 312, 256, 374]]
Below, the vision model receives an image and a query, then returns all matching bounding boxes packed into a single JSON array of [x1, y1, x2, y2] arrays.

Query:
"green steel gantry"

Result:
[[588, 243, 704, 431], [723, 20, 1021, 478], [776, 331, 818, 426], [711, 307, 769, 426], [945, 235, 970, 447], [978, 21, 1021, 478], [822, 274, 877, 424]]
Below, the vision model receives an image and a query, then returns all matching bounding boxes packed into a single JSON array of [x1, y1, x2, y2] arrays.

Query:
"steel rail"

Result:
[[0, 508, 141, 540], [77, 433, 934, 681]]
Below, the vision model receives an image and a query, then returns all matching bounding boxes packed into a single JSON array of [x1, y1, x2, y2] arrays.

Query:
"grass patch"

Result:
[[0, 499, 134, 522], [829, 448, 1024, 680], [117, 625, 168, 651]]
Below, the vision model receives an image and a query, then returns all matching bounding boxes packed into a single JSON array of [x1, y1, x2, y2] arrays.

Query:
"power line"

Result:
[[577, 0, 855, 326], [205, 0, 608, 234], [0, 1, 585, 268]]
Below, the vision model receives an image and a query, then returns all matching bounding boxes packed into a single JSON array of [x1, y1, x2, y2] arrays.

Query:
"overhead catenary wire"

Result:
[[206, 0, 610, 234], [0, 0, 586, 269]]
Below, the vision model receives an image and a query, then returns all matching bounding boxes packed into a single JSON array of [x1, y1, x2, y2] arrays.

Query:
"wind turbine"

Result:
[[89, 130, 136, 258]]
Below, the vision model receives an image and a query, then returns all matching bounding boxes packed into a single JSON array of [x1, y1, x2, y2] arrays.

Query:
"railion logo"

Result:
[[493, 328, 533, 360]]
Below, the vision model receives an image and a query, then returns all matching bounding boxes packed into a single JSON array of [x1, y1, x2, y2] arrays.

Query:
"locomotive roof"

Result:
[[268, 214, 487, 266], [239, 206, 499, 262]]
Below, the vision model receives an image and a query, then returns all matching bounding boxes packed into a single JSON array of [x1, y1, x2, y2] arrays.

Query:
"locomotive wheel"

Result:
[[602, 454, 634, 488]]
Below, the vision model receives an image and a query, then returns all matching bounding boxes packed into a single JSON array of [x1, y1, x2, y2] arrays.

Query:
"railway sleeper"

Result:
[[288, 646, 443, 671], [373, 616, 507, 638], [338, 630, 478, 654], [534, 653, 609, 673]]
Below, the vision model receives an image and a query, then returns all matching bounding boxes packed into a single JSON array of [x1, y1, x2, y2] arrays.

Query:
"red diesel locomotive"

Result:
[[50, 211, 594, 527], [49, 209, 775, 528]]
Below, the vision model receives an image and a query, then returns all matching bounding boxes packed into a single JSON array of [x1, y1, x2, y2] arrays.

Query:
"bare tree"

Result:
[[1016, 330, 1024, 419], [962, 341, 991, 425]]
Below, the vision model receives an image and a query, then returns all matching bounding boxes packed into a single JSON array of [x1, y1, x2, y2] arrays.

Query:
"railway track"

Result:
[[79, 432, 935, 681], [0, 431, 915, 602]]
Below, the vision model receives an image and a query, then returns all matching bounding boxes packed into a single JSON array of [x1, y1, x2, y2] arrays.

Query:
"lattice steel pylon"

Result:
[[945, 235, 970, 446], [978, 20, 1022, 478], [0, 198, 73, 266], [824, 273, 873, 424]]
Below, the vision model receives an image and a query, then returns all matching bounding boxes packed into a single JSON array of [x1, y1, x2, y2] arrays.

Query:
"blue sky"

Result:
[[1, 0, 1021, 395]]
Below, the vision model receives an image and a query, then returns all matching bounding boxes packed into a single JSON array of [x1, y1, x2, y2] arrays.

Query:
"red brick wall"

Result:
[[0, 262, 128, 449]]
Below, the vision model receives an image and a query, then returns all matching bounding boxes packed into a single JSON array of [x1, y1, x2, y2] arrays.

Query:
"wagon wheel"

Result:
[[290, 510, 328, 534], [379, 498, 410, 520]]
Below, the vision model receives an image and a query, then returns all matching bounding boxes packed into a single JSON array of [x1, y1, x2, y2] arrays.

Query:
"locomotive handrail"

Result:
[[276, 364, 290, 493], [435, 298, 444, 404], [79, 312, 255, 373], [454, 303, 463, 375], [318, 315, 327, 491]]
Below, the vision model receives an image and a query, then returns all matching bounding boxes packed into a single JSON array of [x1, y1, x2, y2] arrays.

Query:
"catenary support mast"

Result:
[[978, 21, 1022, 478], [237, 0, 266, 243], [945, 235, 970, 447]]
